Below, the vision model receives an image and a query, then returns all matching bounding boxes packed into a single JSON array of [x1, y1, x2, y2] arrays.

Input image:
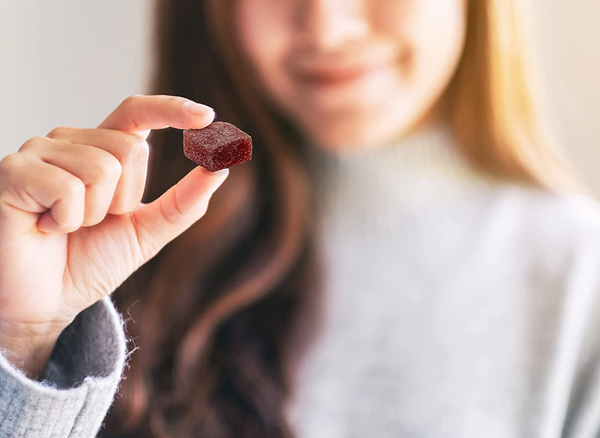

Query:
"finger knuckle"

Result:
[[0, 153, 22, 173], [167, 96, 184, 106], [160, 198, 181, 226], [104, 156, 123, 180], [121, 94, 144, 109], [0, 154, 30, 206], [120, 139, 149, 164], [46, 126, 73, 139], [18, 136, 47, 153], [63, 178, 86, 198], [94, 154, 123, 182]]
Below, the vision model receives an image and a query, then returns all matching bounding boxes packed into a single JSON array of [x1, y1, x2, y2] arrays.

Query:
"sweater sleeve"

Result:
[[0, 296, 127, 438]]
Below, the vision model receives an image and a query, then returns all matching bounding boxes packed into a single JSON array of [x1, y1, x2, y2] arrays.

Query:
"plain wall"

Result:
[[0, 1, 154, 150], [534, 0, 600, 194], [1, 0, 599, 194]]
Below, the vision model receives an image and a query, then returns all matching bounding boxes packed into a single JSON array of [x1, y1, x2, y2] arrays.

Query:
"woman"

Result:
[[1, 0, 600, 436]]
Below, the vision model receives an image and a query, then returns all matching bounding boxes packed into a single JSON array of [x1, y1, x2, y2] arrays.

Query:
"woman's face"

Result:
[[237, 0, 467, 150]]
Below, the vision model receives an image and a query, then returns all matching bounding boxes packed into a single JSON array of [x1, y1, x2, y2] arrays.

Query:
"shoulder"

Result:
[[490, 184, 600, 248], [486, 184, 600, 280]]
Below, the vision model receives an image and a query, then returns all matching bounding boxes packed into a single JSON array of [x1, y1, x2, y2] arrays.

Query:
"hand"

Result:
[[0, 95, 227, 378]]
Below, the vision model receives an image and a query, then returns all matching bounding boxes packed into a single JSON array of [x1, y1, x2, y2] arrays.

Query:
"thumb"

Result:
[[129, 166, 228, 262]]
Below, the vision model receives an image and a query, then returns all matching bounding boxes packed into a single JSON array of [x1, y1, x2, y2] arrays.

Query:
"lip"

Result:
[[288, 48, 398, 87], [293, 63, 378, 87]]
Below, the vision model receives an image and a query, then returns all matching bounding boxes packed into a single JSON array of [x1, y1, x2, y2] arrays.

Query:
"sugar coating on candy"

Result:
[[183, 122, 253, 172]]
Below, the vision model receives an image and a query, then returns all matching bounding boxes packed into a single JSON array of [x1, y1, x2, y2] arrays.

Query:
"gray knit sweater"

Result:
[[3, 124, 600, 437], [0, 299, 125, 437]]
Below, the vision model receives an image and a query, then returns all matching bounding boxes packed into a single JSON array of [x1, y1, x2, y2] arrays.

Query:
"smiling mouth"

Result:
[[293, 64, 377, 87]]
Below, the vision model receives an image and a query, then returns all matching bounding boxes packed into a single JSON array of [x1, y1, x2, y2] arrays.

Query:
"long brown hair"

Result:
[[104, 0, 573, 436], [105, 0, 322, 436]]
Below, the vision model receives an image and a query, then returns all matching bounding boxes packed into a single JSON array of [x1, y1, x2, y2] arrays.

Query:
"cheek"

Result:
[[236, 0, 292, 101], [391, 0, 467, 98]]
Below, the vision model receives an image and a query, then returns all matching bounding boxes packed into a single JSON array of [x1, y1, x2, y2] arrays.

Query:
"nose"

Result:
[[297, 0, 369, 51]]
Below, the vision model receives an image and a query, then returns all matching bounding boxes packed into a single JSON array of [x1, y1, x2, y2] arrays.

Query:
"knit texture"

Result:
[[289, 123, 600, 437], [3, 123, 600, 437], [0, 297, 126, 438]]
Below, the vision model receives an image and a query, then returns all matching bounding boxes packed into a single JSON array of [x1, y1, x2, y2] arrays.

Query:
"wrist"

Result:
[[0, 320, 66, 379]]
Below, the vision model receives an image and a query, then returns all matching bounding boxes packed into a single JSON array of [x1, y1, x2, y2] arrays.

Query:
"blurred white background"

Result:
[[0, 0, 598, 194], [0, 1, 154, 151]]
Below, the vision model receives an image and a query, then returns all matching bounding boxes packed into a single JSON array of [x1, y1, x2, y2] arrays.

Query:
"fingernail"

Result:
[[184, 101, 214, 116], [201, 169, 226, 194], [211, 168, 229, 181], [214, 168, 229, 178], [198, 167, 229, 182]]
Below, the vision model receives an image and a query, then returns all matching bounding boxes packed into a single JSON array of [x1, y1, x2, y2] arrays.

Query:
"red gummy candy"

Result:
[[183, 122, 253, 172]]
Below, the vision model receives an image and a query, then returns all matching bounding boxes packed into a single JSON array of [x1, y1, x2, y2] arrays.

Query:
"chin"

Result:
[[307, 130, 374, 151], [299, 113, 410, 152]]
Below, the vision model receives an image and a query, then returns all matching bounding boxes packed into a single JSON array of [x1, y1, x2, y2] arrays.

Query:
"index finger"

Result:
[[98, 95, 215, 139]]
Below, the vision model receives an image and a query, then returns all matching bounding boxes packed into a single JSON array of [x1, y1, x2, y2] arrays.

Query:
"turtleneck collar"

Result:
[[305, 121, 498, 232]]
